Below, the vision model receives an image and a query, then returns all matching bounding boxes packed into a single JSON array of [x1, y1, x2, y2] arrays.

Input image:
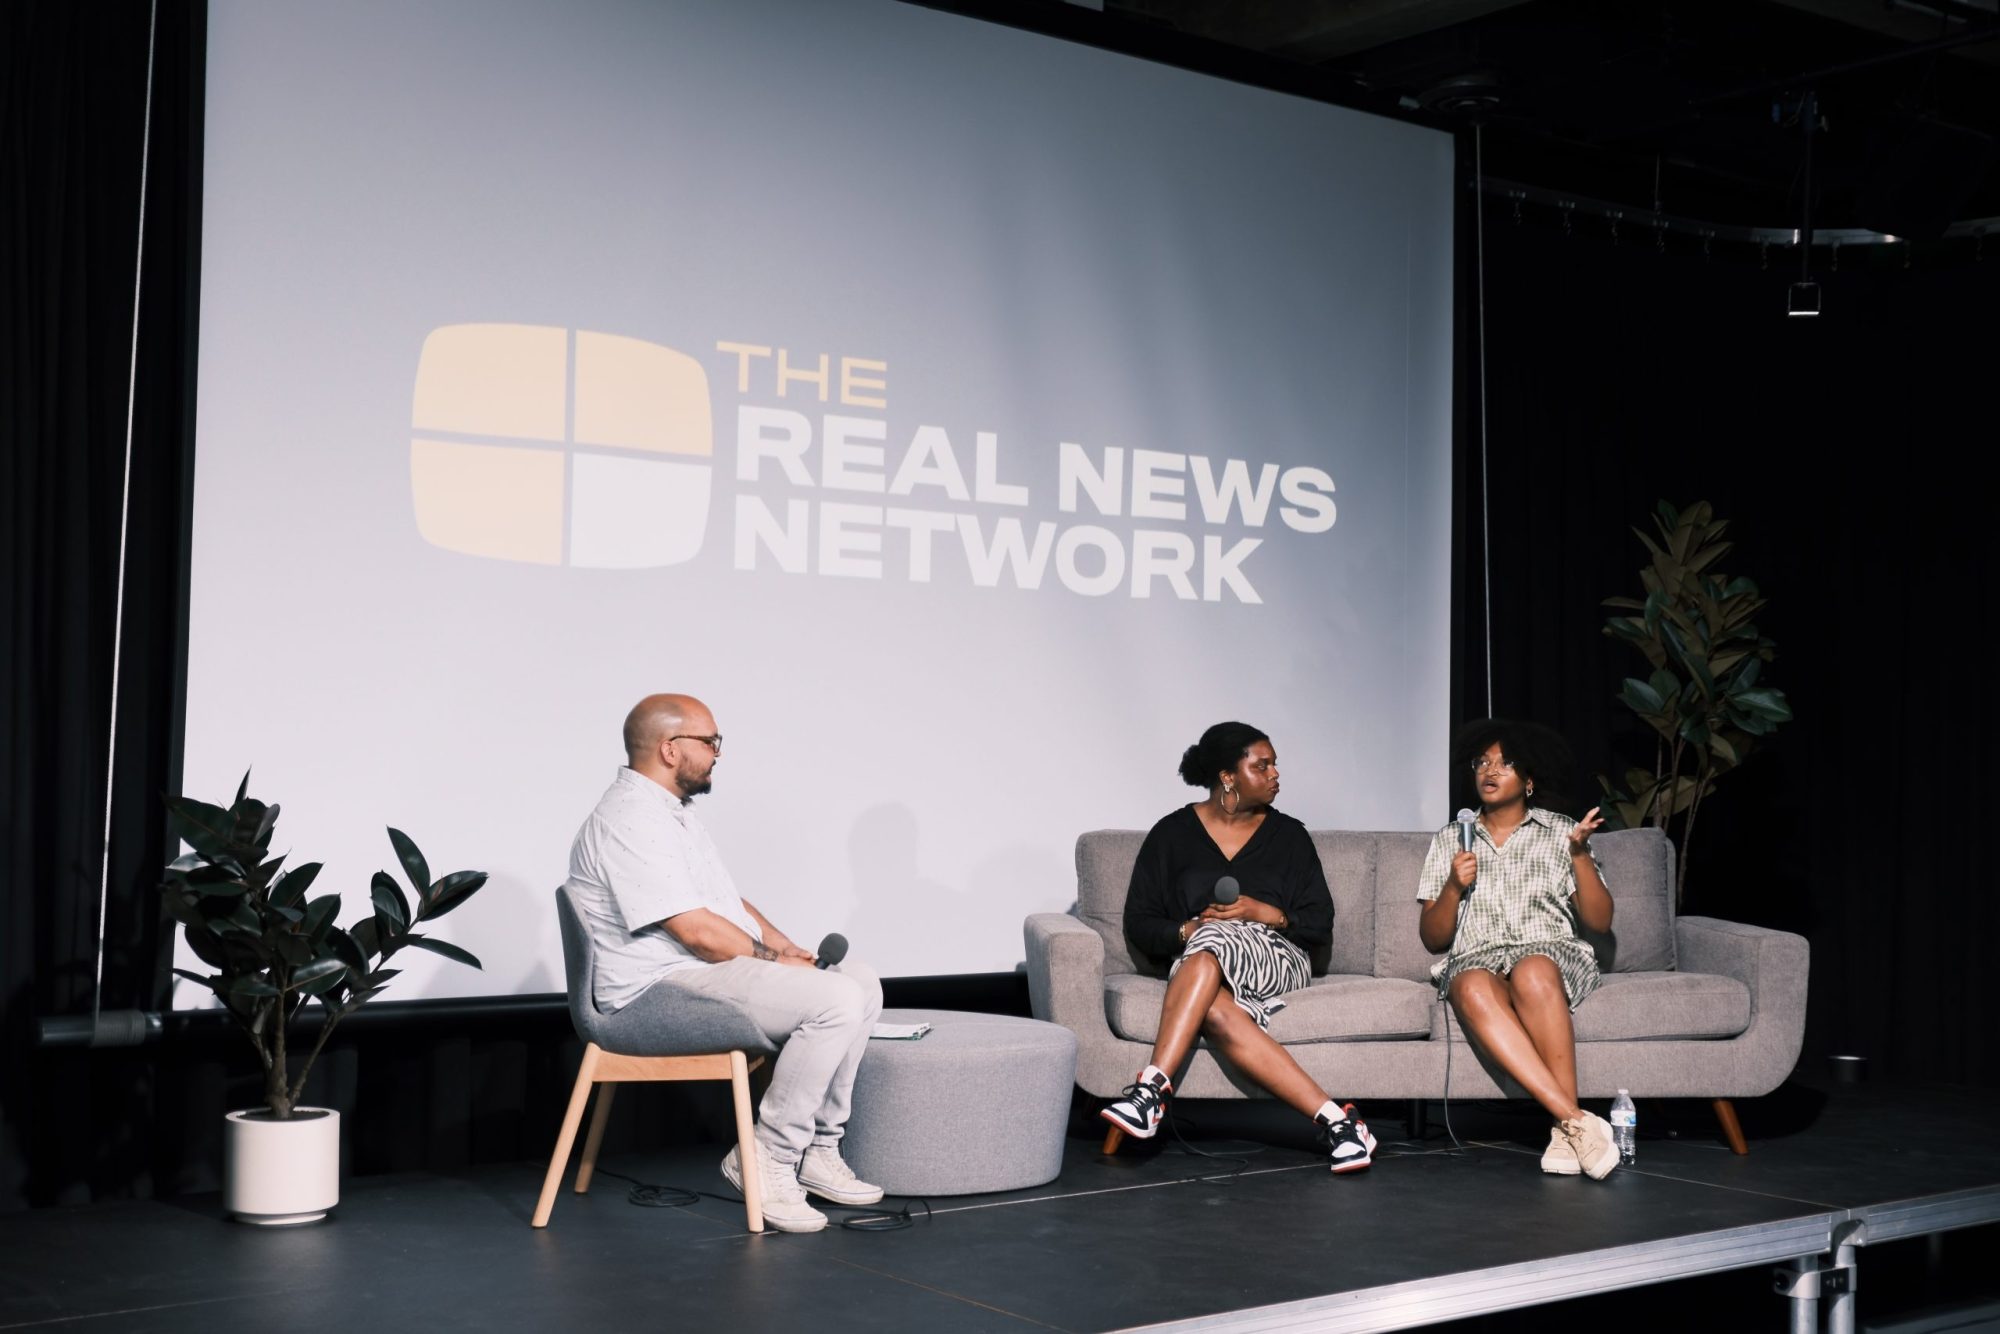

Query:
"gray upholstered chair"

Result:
[[532, 887, 778, 1231]]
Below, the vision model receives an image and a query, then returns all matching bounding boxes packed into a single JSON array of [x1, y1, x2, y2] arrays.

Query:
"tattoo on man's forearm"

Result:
[[751, 942, 778, 961]]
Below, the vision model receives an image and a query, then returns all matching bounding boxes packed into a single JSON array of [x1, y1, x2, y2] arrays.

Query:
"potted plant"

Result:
[[1595, 501, 1794, 905], [162, 774, 488, 1224]]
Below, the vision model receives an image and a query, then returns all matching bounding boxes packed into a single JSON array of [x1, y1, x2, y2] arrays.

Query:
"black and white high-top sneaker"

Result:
[[1100, 1067, 1173, 1139], [1319, 1103, 1377, 1174]]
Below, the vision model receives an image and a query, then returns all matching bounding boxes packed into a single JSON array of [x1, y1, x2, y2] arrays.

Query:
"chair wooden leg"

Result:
[[575, 1082, 617, 1194], [532, 1045, 602, 1228], [1712, 1098, 1749, 1155], [1101, 1124, 1125, 1156], [729, 1050, 764, 1233]]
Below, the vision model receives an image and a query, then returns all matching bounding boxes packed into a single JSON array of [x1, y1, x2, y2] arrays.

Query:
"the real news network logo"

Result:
[[410, 324, 712, 568], [409, 323, 1338, 601]]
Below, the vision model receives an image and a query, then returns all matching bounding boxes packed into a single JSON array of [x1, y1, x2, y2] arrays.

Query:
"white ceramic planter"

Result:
[[223, 1107, 340, 1225]]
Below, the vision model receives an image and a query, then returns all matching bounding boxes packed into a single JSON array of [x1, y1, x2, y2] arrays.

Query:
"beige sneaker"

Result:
[[797, 1144, 884, 1206], [1540, 1124, 1581, 1175], [1559, 1112, 1620, 1180], [721, 1144, 828, 1233]]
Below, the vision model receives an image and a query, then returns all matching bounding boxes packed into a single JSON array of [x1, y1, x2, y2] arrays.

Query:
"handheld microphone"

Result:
[[814, 932, 849, 970], [1213, 875, 1240, 905], [1455, 809, 1478, 895], [1455, 809, 1478, 853]]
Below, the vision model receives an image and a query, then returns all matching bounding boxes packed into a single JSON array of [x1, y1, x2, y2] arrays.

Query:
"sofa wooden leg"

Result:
[[1100, 1124, 1125, 1156], [1712, 1098, 1749, 1155]]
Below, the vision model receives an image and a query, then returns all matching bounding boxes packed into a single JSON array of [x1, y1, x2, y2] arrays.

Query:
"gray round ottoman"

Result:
[[842, 1008, 1077, 1196]]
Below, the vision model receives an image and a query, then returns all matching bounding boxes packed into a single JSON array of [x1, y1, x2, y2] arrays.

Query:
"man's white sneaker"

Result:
[[797, 1144, 884, 1206], [721, 1143, 828, 1233]]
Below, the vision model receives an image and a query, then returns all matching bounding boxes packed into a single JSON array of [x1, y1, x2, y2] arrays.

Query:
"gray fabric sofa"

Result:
[[1023, 826, 1808, 1148]]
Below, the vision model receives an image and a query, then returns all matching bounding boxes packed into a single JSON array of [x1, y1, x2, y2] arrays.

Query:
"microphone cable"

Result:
[[1437, 1001, 1470, 1155], [1158, 1105, 1256, 1179]]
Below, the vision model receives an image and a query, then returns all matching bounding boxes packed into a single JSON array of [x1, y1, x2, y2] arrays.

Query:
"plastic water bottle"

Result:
[[1609, 1090, 1637, 1164]]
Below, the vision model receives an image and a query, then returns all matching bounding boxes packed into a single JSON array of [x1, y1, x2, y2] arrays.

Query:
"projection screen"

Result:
[[180, 0, 1455, 1000]]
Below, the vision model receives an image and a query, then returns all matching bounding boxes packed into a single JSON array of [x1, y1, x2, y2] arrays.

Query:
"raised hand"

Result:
[[1569, 807, 1605, 855]]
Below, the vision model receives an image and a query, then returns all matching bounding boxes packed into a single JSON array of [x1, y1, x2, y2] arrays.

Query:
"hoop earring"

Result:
[[1221, 784, 1239, 815], [1526, 784, 1535, 800]]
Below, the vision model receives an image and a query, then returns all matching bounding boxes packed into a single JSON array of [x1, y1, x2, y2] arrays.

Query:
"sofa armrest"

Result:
[[1024, 913, 1115, 1046], [1675, 915, 1810, 1093]]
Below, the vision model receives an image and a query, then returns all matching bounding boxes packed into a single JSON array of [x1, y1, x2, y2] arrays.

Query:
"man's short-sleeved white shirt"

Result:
[[565, 767, 762, 1011]]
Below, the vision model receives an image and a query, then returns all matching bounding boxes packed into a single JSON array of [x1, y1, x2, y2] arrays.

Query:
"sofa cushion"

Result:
[[1310, 832, 1376, 978], [1104, 972, 1434, 1046], [1370, 831, 1442, 983], [1076, 830, 1148, 977], [1571, 970, 1748, 1041], [1587, 827, 1677, 973]]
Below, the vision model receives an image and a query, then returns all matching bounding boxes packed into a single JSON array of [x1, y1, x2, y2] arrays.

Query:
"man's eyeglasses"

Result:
[[671, 734, 723, 755], [1469, 756, 1516, 774]]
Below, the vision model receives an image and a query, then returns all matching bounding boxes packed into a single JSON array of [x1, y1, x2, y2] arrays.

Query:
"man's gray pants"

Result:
[[670, 958, 882, 1164]]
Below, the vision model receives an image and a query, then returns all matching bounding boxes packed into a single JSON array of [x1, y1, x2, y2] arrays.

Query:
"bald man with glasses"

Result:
[[565, 693, 883, 1232]]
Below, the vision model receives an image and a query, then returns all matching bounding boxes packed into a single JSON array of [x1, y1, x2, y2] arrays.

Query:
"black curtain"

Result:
[[1458, 189, 2000, 1088], [1, 0, 201, 1209]]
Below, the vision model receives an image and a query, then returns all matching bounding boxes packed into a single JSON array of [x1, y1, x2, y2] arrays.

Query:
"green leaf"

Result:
[[350, 918, 382, 960], [190, 876, 253, 898], [301, 894, 340, 942], [1736, 687, 1793, 721], [328, 924, 370, 979], [420, 869, 487, 921], [371, 871, 410, 934], [387, 828, 431, 902], [1710, 733, 1742, 767], [234, 771, 252, 806], [401, 934, 482, 969], [1618, 677, 1666, 714], [288, 957, 348, 992], [184, 925, 231, 968], [226, 975, 280, 999], [167, 796, 237, 856], [274, 933, 314, 967], [219, 901, 265, 935], [1678, 714, 1711, 747], [172, 967, 221, 992]]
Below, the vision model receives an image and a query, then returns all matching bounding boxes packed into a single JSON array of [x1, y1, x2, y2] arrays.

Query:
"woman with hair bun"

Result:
[[1416, 719, 1619, 1180], [1105, 722, 1376, 1173]]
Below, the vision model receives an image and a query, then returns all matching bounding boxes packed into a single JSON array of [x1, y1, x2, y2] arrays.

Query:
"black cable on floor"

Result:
[[1158, 1106, 1254, 1178], [1437, 1003, 1470, 1155], [594, 1168, 701, 1208]]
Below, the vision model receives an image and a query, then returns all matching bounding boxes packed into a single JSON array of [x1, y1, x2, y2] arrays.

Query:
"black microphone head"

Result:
[[1214, 875, 1240, 905], [816, 932, 850, 967]]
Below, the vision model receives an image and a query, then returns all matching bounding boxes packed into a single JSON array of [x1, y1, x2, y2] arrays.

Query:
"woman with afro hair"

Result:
[[1416, 719, 1619, 1179]]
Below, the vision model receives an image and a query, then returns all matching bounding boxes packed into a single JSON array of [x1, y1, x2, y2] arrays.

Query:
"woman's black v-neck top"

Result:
[[1122, 804, 1334, 969]]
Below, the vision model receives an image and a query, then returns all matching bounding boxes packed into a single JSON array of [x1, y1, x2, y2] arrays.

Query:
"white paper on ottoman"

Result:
[[842, 1008, 1078, 1196]]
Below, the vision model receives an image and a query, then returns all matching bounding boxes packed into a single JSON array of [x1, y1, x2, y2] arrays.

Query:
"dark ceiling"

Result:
[[1036, 0, 2000, 238]]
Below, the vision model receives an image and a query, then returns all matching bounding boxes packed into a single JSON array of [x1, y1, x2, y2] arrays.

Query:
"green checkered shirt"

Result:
[[1416, 806, 1605, 1008]]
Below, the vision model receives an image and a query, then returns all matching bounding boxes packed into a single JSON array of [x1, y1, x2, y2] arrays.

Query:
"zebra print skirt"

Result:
[[1171, 920, 1312, 1030]]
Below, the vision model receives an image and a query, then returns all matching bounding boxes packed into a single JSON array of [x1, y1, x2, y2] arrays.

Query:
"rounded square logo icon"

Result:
[[411, 324, 713, 567]]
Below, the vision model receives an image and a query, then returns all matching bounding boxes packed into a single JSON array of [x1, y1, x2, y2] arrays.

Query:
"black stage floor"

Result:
[[5, 1083, 1998, 1333]]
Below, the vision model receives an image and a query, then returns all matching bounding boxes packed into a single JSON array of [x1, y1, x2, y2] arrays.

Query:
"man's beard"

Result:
[[679, 769, 713, 801]]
